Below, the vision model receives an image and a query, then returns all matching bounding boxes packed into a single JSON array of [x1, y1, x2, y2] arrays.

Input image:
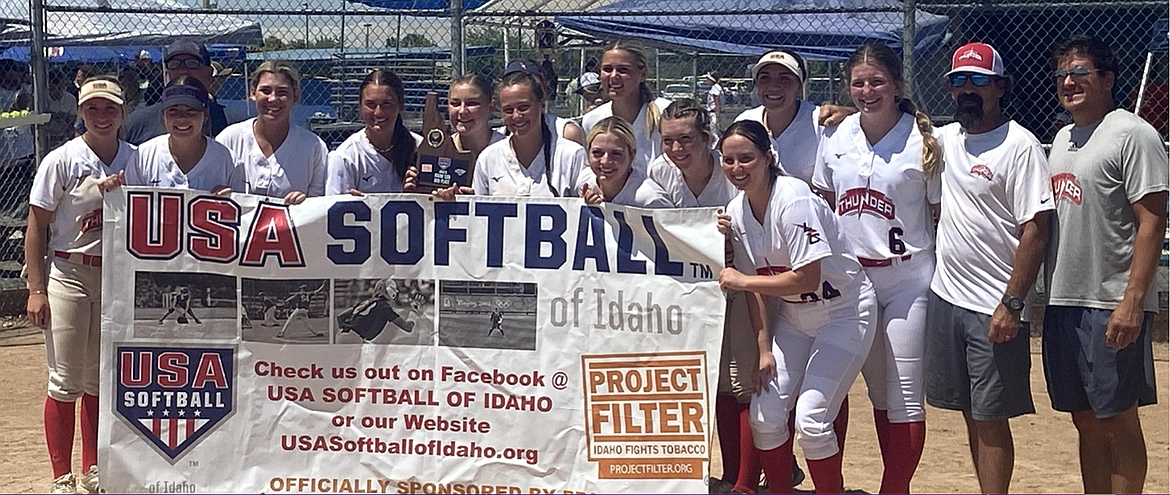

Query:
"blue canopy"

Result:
[[1150, 18, 1168, 53], [346, 0, 488, 10], [0, 43, 246, 63], [555, 0, 950, 61]]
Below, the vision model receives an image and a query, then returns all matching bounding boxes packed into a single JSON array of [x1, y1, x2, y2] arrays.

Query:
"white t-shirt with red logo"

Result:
[[931, 121, 1054, 317], [813, 113, 940, 261], [726, 176, 866, 314], [30, 137, 137, 256], [1047, 109, 1169, 312]]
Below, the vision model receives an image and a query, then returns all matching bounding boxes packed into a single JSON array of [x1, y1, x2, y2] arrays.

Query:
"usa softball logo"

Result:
[[115, 346, 235, 462]]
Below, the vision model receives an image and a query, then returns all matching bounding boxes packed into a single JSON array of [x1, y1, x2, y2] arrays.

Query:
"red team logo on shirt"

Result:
[[79, 208, 102, 234], [837, 188, 896, 220], [1051, 172, 1083, 205], [970, 164, 993, 181]]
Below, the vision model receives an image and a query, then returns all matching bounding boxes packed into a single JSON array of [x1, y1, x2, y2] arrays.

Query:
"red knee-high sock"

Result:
[[833, 397, 850, 456], [806, 453, 844, 494], [756, 437, 794, 495], [80, 394, 99, 471], [735, 403, 761, 493], [44, 397, 75, 478], [879, 421, 926, 494], [872, 408, 891, 461]]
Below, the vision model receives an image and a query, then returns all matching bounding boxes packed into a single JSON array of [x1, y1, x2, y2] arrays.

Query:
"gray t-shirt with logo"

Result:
[[1047, 109, 1168, 312]]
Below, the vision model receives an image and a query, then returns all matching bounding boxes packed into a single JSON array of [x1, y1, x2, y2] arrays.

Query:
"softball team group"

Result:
[[25, 34, 1165, 495]]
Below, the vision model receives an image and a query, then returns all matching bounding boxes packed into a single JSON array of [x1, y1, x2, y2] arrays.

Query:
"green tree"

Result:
[[262, 35, 286, 51]]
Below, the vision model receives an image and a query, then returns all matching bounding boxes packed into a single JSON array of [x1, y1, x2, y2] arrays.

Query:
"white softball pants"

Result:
[[45, 259, 102, 402], [860, 254, 933, 423], [749, 279, 877, 460]]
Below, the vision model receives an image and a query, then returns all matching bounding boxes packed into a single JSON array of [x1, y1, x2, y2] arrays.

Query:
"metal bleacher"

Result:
[[329, 52, 453, 122]]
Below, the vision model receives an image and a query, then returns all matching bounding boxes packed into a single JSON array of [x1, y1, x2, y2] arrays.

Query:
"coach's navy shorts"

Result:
[[925, 291, 1034, 421], [1042, 306, 1158, 418]]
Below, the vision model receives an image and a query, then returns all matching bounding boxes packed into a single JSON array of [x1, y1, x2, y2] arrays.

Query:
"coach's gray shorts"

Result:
[[925, 291, 1034, 421]]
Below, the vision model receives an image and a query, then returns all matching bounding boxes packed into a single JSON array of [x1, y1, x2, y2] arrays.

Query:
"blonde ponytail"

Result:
[[898, 97, 941, 178]]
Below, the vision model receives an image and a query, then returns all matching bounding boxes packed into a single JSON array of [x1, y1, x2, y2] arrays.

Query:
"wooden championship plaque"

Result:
[[415, 92, 474, 191]]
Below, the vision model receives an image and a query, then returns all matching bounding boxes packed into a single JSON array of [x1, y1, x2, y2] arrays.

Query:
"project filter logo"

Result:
[[582, 352, 709, 480], [116, 346, 235, 462]]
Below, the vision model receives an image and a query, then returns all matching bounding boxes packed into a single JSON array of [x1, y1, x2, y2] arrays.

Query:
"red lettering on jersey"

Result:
[[120, 350, 152, 387], [79, 208, 102, 234], [191, 354, 229, 389], [1051, 172, 1083, 205], [156, 352, 189, 389], [127, 191, 184, 260], [188, 197, 241, 263], [241, 203, 305, 267], [756, 266, 791, 275], [836, 188, 896, 220], [970, 164, 993, 181]]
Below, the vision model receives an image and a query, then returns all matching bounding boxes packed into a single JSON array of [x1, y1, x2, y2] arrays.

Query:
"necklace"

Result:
[[366, 129, 394, 153]]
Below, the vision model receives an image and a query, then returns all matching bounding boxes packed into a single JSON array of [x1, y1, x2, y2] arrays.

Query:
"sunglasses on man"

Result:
[[166, 58, 205, 70], [948, 73, 993, 88], [1052, 66, 1104, 83]]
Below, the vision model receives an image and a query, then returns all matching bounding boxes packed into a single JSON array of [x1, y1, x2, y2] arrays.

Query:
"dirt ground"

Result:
[[0, 335, 1165, 494]]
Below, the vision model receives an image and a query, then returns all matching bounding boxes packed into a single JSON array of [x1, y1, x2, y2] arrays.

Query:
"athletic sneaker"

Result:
[[77, 466, 101, 494], [403, 320, 415, 333], [49, 473, 76, 494]]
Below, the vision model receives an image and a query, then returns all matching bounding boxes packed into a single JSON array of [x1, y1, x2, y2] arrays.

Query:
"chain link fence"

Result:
[[0, 0, 1166, 299]]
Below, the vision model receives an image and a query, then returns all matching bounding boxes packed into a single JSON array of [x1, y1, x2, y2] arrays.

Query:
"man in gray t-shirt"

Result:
[[1045, 36, 1168, 495]]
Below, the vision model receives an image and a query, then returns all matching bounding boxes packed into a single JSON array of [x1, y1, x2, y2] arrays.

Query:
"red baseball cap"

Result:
[[946, 42, 1005, 77]]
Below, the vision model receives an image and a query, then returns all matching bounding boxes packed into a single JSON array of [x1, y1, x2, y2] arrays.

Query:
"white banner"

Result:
[[98, 189, 725, 494]]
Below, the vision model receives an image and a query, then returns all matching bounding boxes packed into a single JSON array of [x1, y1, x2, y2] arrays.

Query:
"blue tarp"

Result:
[[555, 0, 950, 61], [1151, 18, 1168, 53], [247, 46, 496, 62], [345, 0, 488, 10], [0, 44, 247, 64]]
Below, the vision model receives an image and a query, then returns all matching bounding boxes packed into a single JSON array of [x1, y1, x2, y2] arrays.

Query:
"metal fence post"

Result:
[[30, 0, 50, 162], [451, 0, 465, 77], [902, 0, 916, 100]]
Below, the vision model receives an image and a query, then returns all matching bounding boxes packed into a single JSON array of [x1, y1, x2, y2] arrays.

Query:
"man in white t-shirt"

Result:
[[925, 43, 1054, 495]]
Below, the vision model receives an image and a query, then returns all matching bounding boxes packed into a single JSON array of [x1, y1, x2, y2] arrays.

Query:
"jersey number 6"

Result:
[[888, 227, 906, 255]]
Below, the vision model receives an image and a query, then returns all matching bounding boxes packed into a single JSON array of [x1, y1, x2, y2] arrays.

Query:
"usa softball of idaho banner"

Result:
[[97, 187, 727, 494]]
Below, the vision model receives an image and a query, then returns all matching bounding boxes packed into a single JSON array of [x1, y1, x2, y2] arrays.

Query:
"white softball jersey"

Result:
[[813, 113, 940, 261], [30, 137, 137, 256], [325, 129, 423, 195], [471, 136, 585, 198], [726, 176, 866, 313], [647, 149, 737, 208], [128, 135, 244, 192], [575, 166, 673, 208], [581, 97, 673, 172], [734, 100, 826, 185], [931, 121, 1055, 317], [215, 118, 328, 198]]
